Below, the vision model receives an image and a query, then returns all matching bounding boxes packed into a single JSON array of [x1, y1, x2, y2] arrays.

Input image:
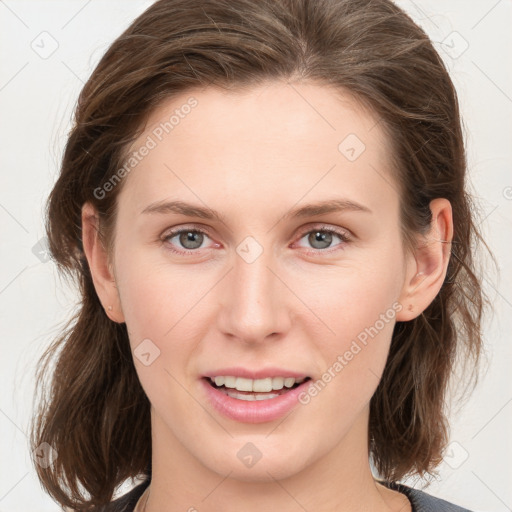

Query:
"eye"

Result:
[[162, 227, 215, 255], [294, 225, 351, 253]]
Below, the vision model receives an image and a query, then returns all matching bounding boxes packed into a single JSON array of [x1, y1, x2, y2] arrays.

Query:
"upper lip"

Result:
[[202, 367, 310, 380]]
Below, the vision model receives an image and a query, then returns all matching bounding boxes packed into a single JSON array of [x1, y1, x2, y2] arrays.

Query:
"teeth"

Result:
[[235, 377, 253, 391], [209, 375, 306, 392], [284, 377, 296, 388], [224, 376, 236, 388], [225, 390, 281, 401], [253, 378, 272, 392], [272, 377, 284, 390], [214, 376, 226, 387]]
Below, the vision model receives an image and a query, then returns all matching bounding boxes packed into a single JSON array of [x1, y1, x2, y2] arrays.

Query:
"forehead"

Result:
[[118, 81, 399, 222]]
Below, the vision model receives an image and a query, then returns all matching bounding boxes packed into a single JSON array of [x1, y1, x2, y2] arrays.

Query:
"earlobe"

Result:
[[81, 202, 125, 323], [395, 198, 453, 322]]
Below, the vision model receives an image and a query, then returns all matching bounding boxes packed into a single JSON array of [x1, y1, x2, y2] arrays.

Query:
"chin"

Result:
[[198, 437, 316, 483]]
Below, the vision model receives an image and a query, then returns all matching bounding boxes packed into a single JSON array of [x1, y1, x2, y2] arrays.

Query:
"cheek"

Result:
[[295, 278, 399, 435], [297, 256, 403, 344], [114, 242, 193, 341], [294, 254, 404, 399], [113, 244, 211, 400], [114, 249, 201, 414]]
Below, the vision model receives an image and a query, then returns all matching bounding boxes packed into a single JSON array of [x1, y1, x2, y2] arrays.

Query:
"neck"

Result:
[[144, 405, 407, 512]]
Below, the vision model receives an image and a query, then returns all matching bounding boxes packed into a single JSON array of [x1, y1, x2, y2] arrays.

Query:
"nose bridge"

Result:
[[221, 238, 288, 342]]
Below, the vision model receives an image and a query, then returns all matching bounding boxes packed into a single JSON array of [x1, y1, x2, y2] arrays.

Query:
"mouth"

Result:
[[204, 375, 311, 401], [200, 373, 313, 423]]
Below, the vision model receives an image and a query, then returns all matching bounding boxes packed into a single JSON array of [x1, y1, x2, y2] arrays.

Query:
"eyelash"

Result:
[[161, 224, 351, 256]]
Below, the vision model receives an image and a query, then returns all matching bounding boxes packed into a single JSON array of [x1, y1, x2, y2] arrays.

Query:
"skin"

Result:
[[82, 80, 453, 512]]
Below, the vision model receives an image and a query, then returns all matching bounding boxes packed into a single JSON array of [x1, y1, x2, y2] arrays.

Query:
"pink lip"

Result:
[[202, 367, 309, 380], [201, 377, 312, 424]]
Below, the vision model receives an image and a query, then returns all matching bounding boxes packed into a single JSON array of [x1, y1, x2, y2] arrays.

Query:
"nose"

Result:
[[216, 244, 292, 345]]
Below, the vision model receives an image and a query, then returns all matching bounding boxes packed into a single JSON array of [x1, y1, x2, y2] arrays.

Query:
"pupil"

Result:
[[181, 231, 203, 249], [309, 231, 332, 249]]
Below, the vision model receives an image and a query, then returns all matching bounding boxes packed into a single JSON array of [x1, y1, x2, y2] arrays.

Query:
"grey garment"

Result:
[[381, 480, 473, 512], [89, 479, 149, 512], [96, 478, 474, 511]]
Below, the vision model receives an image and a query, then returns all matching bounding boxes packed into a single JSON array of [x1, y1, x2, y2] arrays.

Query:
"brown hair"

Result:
[[30, 0, 492, 509]]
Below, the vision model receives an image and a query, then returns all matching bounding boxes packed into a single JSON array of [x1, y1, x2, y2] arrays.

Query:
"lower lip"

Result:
[[201, 378, 311, 424]]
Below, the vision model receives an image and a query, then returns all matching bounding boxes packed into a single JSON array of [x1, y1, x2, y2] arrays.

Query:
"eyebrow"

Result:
[[141, 198, 372, 222]]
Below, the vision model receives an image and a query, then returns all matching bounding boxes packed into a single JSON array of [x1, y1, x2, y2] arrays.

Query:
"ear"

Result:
[[81, 202, 125, 323], [395, 198, 453, 322]]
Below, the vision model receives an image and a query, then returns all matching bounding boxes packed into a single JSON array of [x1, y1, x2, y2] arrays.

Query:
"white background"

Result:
[[0, 1, 511, 511]]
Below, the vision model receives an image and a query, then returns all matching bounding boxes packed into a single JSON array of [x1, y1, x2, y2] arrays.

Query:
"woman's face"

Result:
[[110, 81, 415, 480]]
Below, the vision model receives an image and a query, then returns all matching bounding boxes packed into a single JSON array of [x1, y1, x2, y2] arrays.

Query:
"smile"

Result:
[[209, 375, 308, 397], [201, 375, 312, 423]]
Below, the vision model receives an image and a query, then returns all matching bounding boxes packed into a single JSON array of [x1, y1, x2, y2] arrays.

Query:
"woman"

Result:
[[30, 0, 490, 510]]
